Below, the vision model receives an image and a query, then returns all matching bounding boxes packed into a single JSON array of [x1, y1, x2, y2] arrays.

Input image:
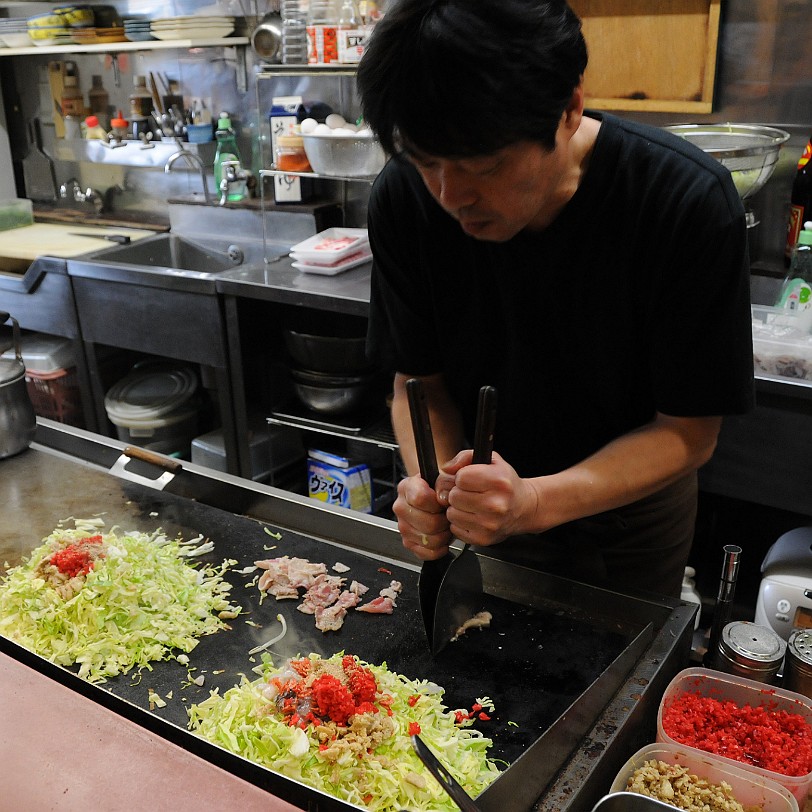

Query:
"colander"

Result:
[[665, 123, 790, 200]]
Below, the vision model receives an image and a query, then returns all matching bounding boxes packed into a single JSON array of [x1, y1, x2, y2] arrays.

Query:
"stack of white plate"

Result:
[[0, 18, 31, 47], [290, 227, 372, 276], [150, 15, 234, 41], [123, 17, 154, 42]]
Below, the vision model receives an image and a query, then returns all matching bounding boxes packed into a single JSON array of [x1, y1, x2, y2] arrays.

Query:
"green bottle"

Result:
[[213, 112, 246, 202], [776, 222, 812, 329]]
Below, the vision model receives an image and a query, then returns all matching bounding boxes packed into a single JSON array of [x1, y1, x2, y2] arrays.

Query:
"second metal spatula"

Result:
[[409, 379, 496, 654]]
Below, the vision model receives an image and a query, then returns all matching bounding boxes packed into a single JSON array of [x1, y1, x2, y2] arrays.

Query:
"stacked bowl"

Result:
[[0, 17, 32, 47], [284, 319, 378, 417], [27, 11, 73, 45], [123, 17, 154, 42]]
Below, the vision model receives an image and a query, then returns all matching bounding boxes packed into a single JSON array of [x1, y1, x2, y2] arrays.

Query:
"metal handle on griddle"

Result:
[[412, 734, 482, 812], [109, 445, 181, 491]]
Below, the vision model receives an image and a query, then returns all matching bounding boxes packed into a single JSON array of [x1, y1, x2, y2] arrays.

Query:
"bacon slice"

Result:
[[356, 595, 395, 614]]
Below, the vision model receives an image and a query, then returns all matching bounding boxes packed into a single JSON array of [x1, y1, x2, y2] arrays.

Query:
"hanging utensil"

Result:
[[411, 734, 482, 812], [22, 118, 57, 202], [409, 379, 493, 654]]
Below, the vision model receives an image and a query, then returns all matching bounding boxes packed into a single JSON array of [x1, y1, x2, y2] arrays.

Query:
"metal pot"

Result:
[[250, 12, 282, 63], [0, 311, 36, 459]]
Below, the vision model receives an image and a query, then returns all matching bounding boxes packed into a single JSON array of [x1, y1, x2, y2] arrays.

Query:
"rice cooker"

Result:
[[754, 527, 812, 641]]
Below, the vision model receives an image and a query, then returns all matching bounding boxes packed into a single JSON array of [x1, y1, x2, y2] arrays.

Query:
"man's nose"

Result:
[[436, 164, 477, 211]]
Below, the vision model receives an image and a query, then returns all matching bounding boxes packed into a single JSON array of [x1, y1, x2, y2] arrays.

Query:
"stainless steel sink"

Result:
[[86, 233, 242, 273]]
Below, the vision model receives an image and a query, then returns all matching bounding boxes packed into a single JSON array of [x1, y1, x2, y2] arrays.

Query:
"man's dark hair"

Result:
[[357, 0, 588, 158]]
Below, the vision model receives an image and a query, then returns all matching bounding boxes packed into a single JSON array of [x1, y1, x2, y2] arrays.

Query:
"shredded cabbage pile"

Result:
[[188, 653, 501, 811], [0, 518, 240, 683]]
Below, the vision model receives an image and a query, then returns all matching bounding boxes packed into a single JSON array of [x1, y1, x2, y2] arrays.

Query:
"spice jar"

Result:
[[275, 134, 312, 172], [714, 620, 786, 684], [784, 629, 812, 698]]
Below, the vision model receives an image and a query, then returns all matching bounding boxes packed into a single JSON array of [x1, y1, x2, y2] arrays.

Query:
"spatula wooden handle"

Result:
[[472, 385, 497, 465], [406, 377, 439, 484]]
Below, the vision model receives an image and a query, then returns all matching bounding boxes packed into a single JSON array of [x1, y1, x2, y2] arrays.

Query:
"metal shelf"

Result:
[[268, 408, 399, 451], [260, 167, 377, 184], [0, 37, 248, 56], [256, 64, 358, 78]]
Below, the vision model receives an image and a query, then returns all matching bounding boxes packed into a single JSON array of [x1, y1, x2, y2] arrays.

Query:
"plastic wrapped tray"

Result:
[[752, 304, 812, 380]]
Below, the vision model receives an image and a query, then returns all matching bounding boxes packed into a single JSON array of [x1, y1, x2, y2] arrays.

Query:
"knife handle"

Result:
[[406, 377, 440, 485], [472, 385, 497, 465]]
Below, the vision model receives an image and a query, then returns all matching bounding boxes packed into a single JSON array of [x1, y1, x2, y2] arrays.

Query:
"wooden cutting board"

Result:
[[0, 223, 157, 263]]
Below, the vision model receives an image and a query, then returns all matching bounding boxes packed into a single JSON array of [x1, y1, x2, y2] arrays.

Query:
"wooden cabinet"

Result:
[[571, 0, 721, 113]]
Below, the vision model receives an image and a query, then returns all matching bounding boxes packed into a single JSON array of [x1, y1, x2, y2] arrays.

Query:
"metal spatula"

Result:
[[409, 379, 495, 654]]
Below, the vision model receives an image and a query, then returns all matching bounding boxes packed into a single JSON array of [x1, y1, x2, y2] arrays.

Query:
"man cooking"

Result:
[[356, 0, 754, 598]]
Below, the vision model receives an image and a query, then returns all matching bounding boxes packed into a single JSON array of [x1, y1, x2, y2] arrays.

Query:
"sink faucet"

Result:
[[59, 177, 104, 214], [218, 160, 249, 207], [164, 149, 214, 205]]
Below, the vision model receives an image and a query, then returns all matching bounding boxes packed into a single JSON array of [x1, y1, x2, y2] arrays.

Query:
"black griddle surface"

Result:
[[73, 482, 633, 766]]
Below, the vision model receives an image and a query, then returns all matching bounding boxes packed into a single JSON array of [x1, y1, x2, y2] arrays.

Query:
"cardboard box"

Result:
[[270, 95, 312, 203], [307, 448, 373, 513]]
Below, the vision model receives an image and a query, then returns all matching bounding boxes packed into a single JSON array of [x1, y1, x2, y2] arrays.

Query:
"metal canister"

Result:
[[714, 620, 787, 684], [784, 629, 812, 698]]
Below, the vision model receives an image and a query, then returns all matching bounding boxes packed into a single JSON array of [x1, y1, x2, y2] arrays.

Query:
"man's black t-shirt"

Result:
[[367, 112, 754, 479]]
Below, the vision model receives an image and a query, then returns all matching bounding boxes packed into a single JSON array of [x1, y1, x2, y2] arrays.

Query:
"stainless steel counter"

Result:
[[0, 421, 696, 812], [217, 254, 372, 317]]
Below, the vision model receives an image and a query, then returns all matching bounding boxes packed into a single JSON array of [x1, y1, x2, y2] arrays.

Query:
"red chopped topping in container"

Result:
[[662, 690, 812, 777], [49, 535, 104, 579]]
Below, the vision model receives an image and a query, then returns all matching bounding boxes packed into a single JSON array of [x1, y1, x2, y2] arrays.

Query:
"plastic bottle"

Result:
[[337, 0, 364, 63], [84, 115, 107, 140], [306, 0, 339, 64], [785, 134, 812, 268], [129, 75, 153, 119], [281, 0, 308, 64], [680, 566, 702, 631], [61, 75, 85, 120], [214, 112, 246, 202], [776, 222, 812, 330], [109, 110, 129, 143], [88, 74, 109, 130]]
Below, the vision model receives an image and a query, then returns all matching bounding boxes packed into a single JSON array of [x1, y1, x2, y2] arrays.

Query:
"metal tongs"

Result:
[[407, 379, 496, 655], [412, 734, 482, 812]]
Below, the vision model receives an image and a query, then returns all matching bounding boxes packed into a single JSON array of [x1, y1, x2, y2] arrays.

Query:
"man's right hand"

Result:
[[393, 473, 453, 560]]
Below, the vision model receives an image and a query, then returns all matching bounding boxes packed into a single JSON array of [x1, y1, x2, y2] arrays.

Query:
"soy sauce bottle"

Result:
[[784, 133, 812, 267]]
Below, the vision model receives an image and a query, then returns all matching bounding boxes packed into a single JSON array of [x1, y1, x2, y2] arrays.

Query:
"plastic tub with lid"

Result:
[[657, 667, 812, 805], [610, 742, 798, 811], [104, 363, 200, 455], [0, 332, 75, 374]]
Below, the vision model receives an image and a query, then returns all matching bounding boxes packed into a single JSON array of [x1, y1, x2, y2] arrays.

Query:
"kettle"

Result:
[[0, 311, 36, 458]]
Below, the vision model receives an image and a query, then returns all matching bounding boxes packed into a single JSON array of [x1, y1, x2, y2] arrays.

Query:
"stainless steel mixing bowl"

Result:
[[665, 123, 790, 199]]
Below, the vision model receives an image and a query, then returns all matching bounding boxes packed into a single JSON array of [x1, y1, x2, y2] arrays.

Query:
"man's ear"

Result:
[[561, 78, 586, 134]]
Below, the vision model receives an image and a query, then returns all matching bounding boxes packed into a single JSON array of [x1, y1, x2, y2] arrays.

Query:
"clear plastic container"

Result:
[[281, 0, 307, 64], [0, 198, 33, 232], [1, 333, 74, 374], [611, 742, 799, 811], [275, 134, 311, 172], [656, 667, 812, 805], [751, 303, 812, 380]]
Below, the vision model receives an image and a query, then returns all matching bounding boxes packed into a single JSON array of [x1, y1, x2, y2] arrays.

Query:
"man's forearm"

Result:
[[391, 373, 466, 478], [521, 413, 722, 534]]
